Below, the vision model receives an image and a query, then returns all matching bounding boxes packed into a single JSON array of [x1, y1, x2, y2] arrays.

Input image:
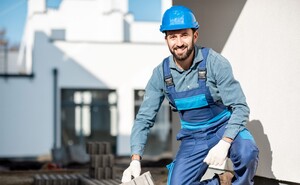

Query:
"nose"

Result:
[[175, 36, 184, 47]]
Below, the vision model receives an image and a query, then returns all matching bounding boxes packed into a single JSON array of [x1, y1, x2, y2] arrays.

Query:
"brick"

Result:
[[33, 174, 42, 185], [96, 167, 105, 180], [106, 179, 121, 185], [55, 174, 66, 185], [86, 142, 94, 155], [69, 174, 80, 185], [41, 174, 50, 185], [97, 142, 105, 155], [103, 142, 111, 154], [62, 174, 71, 185], [91, 155, 103, 168], [120, 171, 154, 185], [80, 176, 98, 185], [104, 167, 112, 179]]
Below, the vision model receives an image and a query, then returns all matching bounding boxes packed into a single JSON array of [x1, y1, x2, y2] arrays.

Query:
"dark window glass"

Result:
[[61, 89, 117, 153]]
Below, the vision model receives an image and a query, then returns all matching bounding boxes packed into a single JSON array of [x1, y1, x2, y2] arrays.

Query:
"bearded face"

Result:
[[165, 29, 198, 63]]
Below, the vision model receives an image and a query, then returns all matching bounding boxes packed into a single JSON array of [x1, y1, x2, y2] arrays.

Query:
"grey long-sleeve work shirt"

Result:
[[130, 46, 250, 156]]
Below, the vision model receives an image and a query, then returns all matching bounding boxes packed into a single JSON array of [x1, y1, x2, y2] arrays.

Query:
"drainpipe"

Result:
[[53, 68, 58, 149]]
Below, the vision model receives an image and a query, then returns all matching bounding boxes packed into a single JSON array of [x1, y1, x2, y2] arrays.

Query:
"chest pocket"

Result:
[[174, 94, 208, 110]]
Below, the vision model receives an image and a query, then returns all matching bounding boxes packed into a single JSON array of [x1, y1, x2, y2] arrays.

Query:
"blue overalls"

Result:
[[164, 48, 259, 185]]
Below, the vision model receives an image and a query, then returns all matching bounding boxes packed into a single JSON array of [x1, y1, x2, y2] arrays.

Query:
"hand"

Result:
[[203, 139, 231, 166], [121, 160, 141, 183]]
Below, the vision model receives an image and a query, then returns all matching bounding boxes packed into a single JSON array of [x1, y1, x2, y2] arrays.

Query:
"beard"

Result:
[[170, 41, 194, 62]]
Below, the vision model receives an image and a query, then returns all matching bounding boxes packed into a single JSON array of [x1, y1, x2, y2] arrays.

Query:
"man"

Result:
[[122, 5, 259, 185]]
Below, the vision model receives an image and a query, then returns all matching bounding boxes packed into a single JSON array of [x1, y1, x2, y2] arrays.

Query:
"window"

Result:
[[128, 0, 161, 22], [46, 0, 62, 9], [61, 89, 118, 153]]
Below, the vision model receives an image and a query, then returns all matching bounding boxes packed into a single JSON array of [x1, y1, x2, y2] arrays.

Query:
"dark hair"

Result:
[[164, 28, 198, 37]]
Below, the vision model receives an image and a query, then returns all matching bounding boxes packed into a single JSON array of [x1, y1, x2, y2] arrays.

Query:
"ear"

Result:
[[164, 33, 169, 45], [193, 31, 199, 42]]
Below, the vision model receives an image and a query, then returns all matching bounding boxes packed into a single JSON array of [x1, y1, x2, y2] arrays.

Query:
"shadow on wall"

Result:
[[174, 0, 247, 53], [247, 120, 279, 184]]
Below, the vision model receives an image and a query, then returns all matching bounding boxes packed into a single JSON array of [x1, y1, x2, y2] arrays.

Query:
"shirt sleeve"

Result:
[[209, 50, 250, 139], [130, 66, 165, 156]]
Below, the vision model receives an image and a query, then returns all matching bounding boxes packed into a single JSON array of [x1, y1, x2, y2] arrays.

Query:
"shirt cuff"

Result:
[[223, 125, 242, 140], [131, 145, 145, 157]]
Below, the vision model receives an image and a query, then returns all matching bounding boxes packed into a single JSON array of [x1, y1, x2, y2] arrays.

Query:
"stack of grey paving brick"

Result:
[[86, 141, 116, 180], [33, 173, 82, 185], [84, 141, 155, 185]]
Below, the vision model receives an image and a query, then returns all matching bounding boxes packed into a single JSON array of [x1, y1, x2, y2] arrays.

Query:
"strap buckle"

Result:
[[198, 69, 206, 79], [165, 76, 174, 86]]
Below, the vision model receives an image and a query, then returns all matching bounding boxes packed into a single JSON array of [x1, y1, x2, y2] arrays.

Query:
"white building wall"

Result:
[[175, 0, 300, 183], [0, 32, 170, 157], [130, 22, 165, 43], [54, 41, 170, 155], [221, 1, 300, 182], [0, 0, 172, 157]]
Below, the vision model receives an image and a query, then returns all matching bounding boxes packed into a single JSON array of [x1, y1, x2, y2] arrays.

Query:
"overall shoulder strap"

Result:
[[162, 57, 177, 111], [198, 47, 210, 79], [163, 57, 174, 87]]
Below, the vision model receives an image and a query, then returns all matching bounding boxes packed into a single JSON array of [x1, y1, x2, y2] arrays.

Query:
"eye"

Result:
[[168, 35, 176, 40], [182, 33, 189, 37]]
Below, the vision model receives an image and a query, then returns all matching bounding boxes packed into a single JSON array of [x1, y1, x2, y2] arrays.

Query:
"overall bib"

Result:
[[163, 48, 259, 185]]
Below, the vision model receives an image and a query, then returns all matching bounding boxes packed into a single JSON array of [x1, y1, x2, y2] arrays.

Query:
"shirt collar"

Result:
[[169, 45, 203, 72]]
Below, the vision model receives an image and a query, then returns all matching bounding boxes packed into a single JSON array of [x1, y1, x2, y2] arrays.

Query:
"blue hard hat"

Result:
[[160, 5, 199, 32]]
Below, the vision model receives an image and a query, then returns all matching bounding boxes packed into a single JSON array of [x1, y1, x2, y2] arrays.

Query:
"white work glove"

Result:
[[121, 160, 141, 183], [203, 140, 231, 166]]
